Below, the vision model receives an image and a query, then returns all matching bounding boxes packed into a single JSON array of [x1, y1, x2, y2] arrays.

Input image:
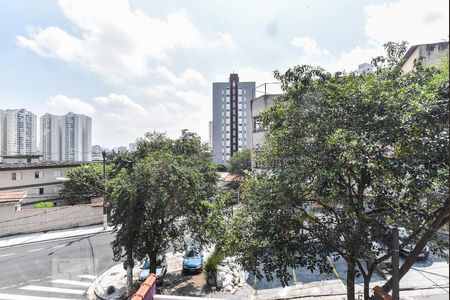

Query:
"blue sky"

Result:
[[0, 0, 448, 148]]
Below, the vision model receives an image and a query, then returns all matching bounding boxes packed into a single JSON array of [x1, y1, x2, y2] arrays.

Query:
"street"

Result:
[[0, 232, 115, 300]]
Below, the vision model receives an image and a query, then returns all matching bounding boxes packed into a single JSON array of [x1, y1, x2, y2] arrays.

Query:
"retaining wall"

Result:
[[0, 204, 103, 237]]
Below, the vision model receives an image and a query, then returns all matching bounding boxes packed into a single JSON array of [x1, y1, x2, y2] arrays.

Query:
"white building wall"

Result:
[[61, 112, 92, 162], [4, 109, 37, 156], [41, 113, 62, 161]]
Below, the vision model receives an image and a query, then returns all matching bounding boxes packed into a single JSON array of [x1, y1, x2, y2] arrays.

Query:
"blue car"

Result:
[[182, 247, 203, 273]]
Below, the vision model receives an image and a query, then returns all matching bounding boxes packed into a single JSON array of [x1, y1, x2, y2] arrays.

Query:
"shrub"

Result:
[[34, 202, 54, 208], [204, 248, 226, 286]]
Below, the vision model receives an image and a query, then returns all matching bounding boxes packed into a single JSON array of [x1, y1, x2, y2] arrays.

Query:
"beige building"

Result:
[[402, 41, 449, 73], [0, 160, 83, 206], [250, 83, 282, 169]]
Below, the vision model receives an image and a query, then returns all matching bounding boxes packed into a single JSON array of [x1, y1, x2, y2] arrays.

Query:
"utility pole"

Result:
[[102, 150, 107, 230], [392, 226, 400, 300]]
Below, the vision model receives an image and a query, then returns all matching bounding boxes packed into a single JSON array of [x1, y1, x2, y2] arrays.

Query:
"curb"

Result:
[[0, 227, 113, 250], [86, 263, 126, 300]]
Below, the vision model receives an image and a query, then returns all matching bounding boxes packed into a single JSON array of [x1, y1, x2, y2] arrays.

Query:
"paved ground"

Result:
[[0, 231, 115, 300]]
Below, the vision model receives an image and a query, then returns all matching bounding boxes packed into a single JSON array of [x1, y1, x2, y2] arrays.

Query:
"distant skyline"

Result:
[[0, 0, 448, 148]]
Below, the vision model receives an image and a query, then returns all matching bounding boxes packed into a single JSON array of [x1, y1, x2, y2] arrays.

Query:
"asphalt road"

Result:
[[0, 232, 116, 300]]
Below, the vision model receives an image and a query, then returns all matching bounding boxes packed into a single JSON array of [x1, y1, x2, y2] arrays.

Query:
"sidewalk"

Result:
[[0, 224, 113, 248]]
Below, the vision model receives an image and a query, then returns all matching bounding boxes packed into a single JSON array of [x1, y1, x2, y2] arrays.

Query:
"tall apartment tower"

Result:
[[40, 113, 62, 161], [61, 112, 92, 162], [0, 109, 37, 156], [0, 110, 5, 157], [212, 73, 255, 164]]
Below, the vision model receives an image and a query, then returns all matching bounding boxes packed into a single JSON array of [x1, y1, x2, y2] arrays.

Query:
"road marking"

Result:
[[327, 256, 347, 292], [27, 248, 44, 253], [20, 285, 85, 295], [78, 274, 97, 280], [0, 293, 78, 300], [0, 253, 14, 258], [52, 245, 65, 249], [51, 279, 91, 287]]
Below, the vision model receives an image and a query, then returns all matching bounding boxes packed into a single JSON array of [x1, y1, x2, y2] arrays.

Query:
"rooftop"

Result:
[[0, 161, 87, 170], [0, 191, 26, 203]]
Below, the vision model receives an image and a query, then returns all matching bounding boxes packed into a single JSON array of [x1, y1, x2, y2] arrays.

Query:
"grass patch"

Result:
[[34, 201, 55, 208]]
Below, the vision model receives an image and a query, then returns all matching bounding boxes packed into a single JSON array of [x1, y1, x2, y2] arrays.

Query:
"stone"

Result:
[[224, 285, 233, 292], [218, 271, 226, 279], [231, 286, 238, 294]]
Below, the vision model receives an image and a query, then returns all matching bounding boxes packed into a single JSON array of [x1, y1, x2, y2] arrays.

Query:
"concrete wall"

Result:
[[0, 204, 103, 237]]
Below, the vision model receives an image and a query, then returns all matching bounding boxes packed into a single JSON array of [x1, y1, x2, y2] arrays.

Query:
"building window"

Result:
[[12, 172, 22, 181], [35, 171, 44, 179], [54, 186, 61, 193], [221, 90, 224, 95], [243, 90, 246, 95], [226, 89, 230, 95], [35, 188, 44, 195], [54, 170, 62, 177]]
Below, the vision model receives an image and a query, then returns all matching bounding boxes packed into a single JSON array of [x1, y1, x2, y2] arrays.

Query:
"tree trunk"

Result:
[[363, 268, 374, 300], [347, 260, 356, 300], [382, 200, 449, 293], [126, 251, 134, 296], [149, 252, 158, 274]]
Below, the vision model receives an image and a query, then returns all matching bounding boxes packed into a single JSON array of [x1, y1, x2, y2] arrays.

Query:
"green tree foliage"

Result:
[[108, 130, 218, 284], [229, 42, 448, 300], [229, 149, 252, 176], [61, 163, 114, 205]]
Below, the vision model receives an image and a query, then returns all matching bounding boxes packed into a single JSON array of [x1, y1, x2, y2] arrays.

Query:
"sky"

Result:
[[0, 0, 448, 149]]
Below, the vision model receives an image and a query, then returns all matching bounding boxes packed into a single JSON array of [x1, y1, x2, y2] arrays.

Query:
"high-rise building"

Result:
[[0, 109, 37, 156], [61, 112, 92, 161], [129, 143, 137, 152], [41, 113, 62, 161], [208, 121, 213, 151], [212, 73, 255, 164], [0, 110, 5, 157]]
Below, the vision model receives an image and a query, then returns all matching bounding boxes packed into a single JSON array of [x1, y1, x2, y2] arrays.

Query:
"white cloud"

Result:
[[46, 94, 95, 115], [16, 0, 235, 83], [94, 93, 147, 116], [365, 0, 449, 46], [153, 66, 207, 88], [291, 36, 330, 56]]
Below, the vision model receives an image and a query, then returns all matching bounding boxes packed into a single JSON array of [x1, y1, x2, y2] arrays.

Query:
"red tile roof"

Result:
[[0, 191, 26, 203]]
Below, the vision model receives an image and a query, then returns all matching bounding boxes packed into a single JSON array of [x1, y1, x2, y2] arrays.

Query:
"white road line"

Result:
[[52, 245, 65, 249], [0, 253, 15, 258], [27, 248, 44, 253], [51, 279, 91, 287], [78, 274, 97, 280], [19, 285, 85, 295], [0, 293, 78, 300]]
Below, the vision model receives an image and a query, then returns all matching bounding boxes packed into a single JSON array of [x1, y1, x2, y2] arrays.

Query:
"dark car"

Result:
[[385, 226, 429, 260], [139, 255, 167, 285], [182, 247, 204, 274]]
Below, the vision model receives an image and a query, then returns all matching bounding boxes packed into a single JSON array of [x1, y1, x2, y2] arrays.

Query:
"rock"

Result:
[[238, 282, 244, 287], [224, 285, 233, 292], [218, 271, 226, 279], [233, 270, 240, 278], [231, 286, 238, 294], [225, 274, 234, 283], [216, 277, 223, 288]]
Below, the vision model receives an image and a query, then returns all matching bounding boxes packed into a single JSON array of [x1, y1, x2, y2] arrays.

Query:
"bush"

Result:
[[204, 248, 226, 286], [34, 202, 54, 208]]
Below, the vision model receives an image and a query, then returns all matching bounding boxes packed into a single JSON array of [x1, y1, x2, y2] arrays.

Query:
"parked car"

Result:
[[139, 255, 167, 285], [384, 226, 429, 260], [182, 246, 204, 274]]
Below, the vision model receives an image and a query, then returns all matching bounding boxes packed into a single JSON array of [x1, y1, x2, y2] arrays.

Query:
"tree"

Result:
[[228, 42, 448, 300], [229, 149, 252, 176], [61, 163, 113, 205], [108, 130, 218, 290]]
